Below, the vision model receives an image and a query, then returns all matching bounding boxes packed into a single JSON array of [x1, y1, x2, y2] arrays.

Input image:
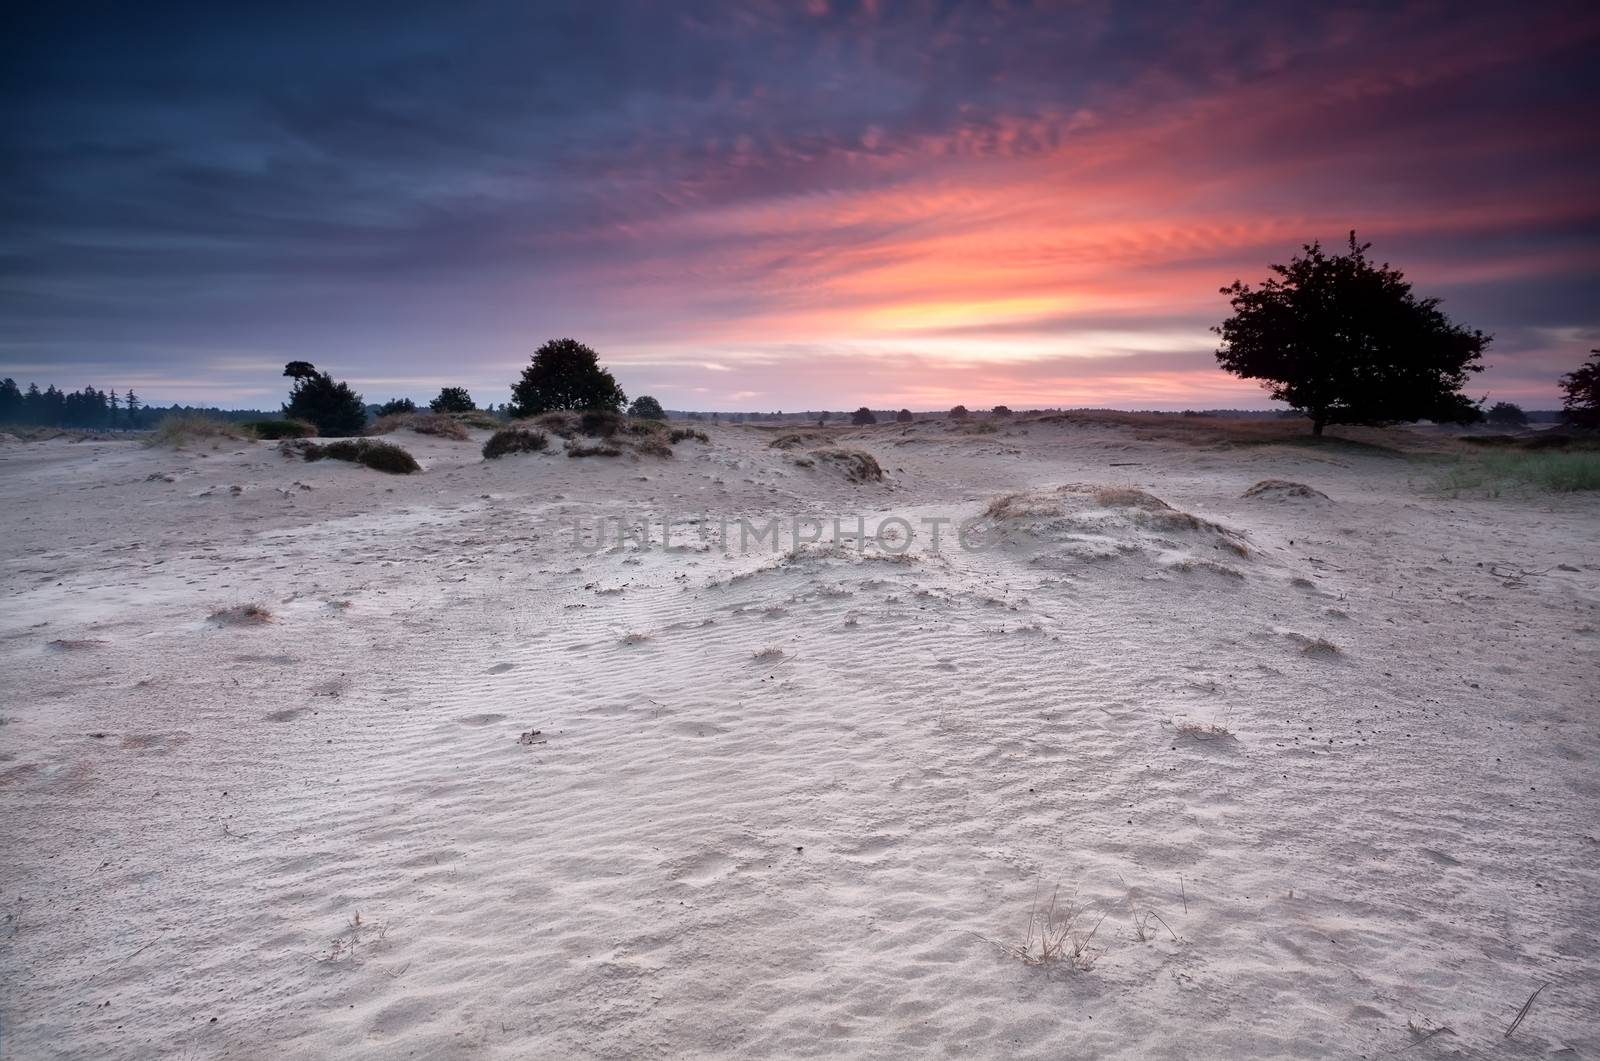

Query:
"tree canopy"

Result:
[[509, 339, 625, 417], [1485, 401, 1527, 427], [1214, 233, 1488, 435], [1560, 350, 1600, 429], [949, 405, 969, 419], [851, 406, 877, 425], [895, 409, 913, 423], [377, 397, 417, 416], [429, 387, 475, 413], [282, 362, 366, 436], [628, 395, 665, 420]]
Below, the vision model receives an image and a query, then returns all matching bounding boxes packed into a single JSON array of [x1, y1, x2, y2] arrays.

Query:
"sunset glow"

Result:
[[4, 1, 1597, 409]]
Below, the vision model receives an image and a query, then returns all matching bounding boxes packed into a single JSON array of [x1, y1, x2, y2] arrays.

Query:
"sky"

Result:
[[3, 0, 1598, 412]]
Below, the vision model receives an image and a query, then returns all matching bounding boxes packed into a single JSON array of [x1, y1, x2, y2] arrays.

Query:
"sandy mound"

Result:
[[789, 448, 884, 482], [1243, 479, 1330, 502], [980, 484, 1248, 574]]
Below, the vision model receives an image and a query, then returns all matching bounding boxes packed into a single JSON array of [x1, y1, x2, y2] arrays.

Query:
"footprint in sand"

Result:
[[458, 712, 508, 727], [486, 662, 515, 674]]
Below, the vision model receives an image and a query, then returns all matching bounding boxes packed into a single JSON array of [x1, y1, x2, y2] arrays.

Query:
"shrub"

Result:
[[670, 427, 709, 444], [145, 413, 243, 447], [633, 435, 673, 458], [482, 427, 549, 459], [851, 406, 878, 426], [1485, 401, 1528, 427], [244, 418, 318, 440], [509, 338, 626, 416], [628, 395, 665, 420], [950, 405, 969, 420], [366, 412, 469, 440], [580, 409, 626, 437], [429, 387, 475, 413], [300, 438, 420, 474], [895, 409, 913, 423], [992, 405, 1013, 417], [282, 362, 367, 436], [807, 448, 883, 482], [376, 398, 416, 416]]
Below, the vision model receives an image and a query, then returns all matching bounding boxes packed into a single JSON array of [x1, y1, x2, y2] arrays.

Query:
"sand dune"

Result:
[[1, 417, 1597, 1059]]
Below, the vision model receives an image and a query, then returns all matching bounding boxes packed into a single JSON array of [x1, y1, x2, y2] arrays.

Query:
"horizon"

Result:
[[5, 2, 1598, 410]]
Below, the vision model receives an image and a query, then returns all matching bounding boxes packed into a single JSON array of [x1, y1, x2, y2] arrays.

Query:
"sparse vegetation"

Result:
[[210, 603, 273, 625], [146, 413, 244, 447], [979, 884, 1105, 971], [806, 448, 883, 482], [366, 411, 470, 440], [566, 440, 623, 458], [670, 427, 709, 444], [298, 438, 421, 473], [242, 418, 318, 440], [482, 427, 549, 459], [1430, 450, 1600, 495]]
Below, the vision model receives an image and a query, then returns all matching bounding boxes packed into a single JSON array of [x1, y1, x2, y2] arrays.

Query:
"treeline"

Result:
[[0, 378, 277, 430]]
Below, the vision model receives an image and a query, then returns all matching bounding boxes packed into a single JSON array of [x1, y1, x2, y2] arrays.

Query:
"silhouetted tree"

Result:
[[1215, 233, 1488, 436], [992, 405, 1013, 417], [108, 389, 121, 426], [509, 338, 625, 416], [1485, 401, 1528, 427], [1560, 350, 1600, 429], [125, 389, 140, 428], [0, 378, 22, 422], [851, 407, 877, 426], [949, 405, 969, 420], [377, 397, 416, 416], [429, 387, 475, 413], [895, 408, 913, 423], [283, 362, 366, 436], [628, 395, 665, 420]]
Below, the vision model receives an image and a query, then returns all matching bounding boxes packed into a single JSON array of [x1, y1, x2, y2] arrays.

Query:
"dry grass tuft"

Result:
[[210, 604, 273, 626], [366, 412, 470, 441], [805, 448, 884, 482], [482, 427, 549, 459], [979, 884, 1105, 971], [670, 427, 710, 444], [1243, 479, 1330, 501], [145, 413, 244, 448], [567, 440, 624, 458]]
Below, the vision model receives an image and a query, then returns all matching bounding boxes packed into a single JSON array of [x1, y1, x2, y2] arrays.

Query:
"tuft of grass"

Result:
[[242, 418, 317, 440], [806, 448, 884, 482], [979, 884, 1105, 971], [145, 413, 243, 448], [1429, 451, 1600, 496], [670, 427, 709, 444], [210, 604, 272, 625], [366, 412, 469, 441], [566, 440, 623, 458], [300, 438, 421, 474], [482, 427, 549, 459]]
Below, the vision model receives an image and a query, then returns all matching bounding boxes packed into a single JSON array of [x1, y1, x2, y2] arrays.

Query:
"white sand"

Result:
[[1, 418, 1596, 1058]]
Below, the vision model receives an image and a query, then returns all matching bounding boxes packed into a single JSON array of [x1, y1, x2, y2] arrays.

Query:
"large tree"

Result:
[[429, 387, 475, 413], [509, 339, 625, 417], [1214, 234, 1488, 436], [283, 362, 366, 436], [1560, 350, 1600, 429], [628, 395, 665, 420]]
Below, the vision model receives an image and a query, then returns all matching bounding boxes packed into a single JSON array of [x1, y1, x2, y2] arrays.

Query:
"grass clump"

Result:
[[242, 418, 317, 440], [210, 603, 273, 625], [566, 440, 623, 458], [1431, 451, 1600, 495], [806, 448, 884, 482], [670, 427, 709, 444], [300, 438, 420, 474], [978, 884, 1105, 971], [366, 412, 470, 441], [145, 413, 243, 448], [482, 427, 550, 459]]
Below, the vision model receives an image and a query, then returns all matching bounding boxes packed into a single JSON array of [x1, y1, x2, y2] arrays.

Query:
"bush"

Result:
[[509, 338, 626, 416], [633, 435, 673, 458], [992, 405, 1013, 417], [579, 408, 626, 437], [299, 438, 420, 474], [895, 409, 913, 423], [670, 427, 709, 444], [482, 427, 549, 459], [628, 395, 665, 420], [851, 406, 877, 426], [282, 362, 366, 436], [366, 412, 469, 440], [1486, 401, 1527, 427], [377, 398, 416, 416], [949, 405, 969, 420], [429, 387, 475, 413], [806, 448, 883, 482]]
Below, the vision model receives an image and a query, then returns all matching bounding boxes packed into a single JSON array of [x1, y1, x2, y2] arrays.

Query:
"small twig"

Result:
[[1504, 982, 1547, 1039], [1179, 876, 1188, 914]]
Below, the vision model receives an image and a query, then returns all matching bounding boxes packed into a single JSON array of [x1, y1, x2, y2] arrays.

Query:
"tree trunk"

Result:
[[1311, 416, 1326, 437]]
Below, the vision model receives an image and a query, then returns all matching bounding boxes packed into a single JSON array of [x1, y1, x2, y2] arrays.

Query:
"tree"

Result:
[[628, 395, 665, 420], [377, 397, 417, 416], [429, 387, 475, 413], [949, 405, 969, 420], [108, 388, 121, 427], [895, 408, 913, 423], [1215, 233, 1488, 436], [283, 361, 366, 436], [125, 389, 140, 428], [851, 406, 877, 426], [992, 405, 1013, 417], [1560, 350, 1600, 429], [1485, 401, 1528, 427], [509, 338, 625, 416], [0, 378, 21, 422]]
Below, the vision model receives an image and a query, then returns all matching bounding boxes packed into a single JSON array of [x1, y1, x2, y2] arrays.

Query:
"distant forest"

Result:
[[0, 378, 272, 430]]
